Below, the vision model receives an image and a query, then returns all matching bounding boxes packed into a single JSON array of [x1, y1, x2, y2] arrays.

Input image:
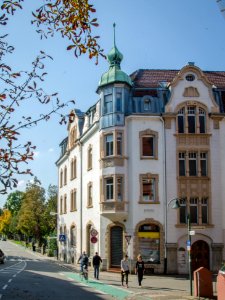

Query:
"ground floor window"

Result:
[[138, 224, 160, 264]]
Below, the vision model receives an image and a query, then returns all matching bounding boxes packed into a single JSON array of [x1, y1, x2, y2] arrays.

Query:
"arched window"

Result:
[[177, 105, 206, 134], [70, 226, 76, 246], [60, 196, 63, 214], [87, 145, 93, 170], [64, 194, 67, 214], [64, 166, 67, 185], [60, 169, 63, 188]]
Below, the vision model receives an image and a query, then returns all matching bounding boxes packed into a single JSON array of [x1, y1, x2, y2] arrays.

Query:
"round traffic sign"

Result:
[[90, 236, 98, 243], [90, 228, 98, 237]]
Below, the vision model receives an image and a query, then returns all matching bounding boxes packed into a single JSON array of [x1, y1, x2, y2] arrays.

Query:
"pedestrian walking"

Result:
[[121, 254, 129, 288], [92, 252, 102, 280], [77, 251, 89, 273], [135, 254, 145, 287]]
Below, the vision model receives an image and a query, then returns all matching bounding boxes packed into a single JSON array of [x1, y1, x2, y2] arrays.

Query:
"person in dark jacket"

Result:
[[135, 254, 145, 287], [77, 251, 89, 273], [92, 252, 102, 279]]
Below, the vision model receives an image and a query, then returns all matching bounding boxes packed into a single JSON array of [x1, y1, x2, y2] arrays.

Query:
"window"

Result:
[[140, 129, 158, 159], [87, 182, 93, 207], [64, 166, 67, 185], [177, 105, 207, 134], [177, 108, 185, 133], [201, 198, 208, 224], [188, 106, 196, 133], [178, 151, 208, 177], [116, 132, 123, 156], [142, 136, 154, 157], [101, 175, 124, 202], [144, 99, 151, 111], [190, 197, 198, 223], [70, 226, 76, 246], [116, 177, 123, 201], [186, 74, 195, 81], [140, 174, 158, 203], [64, 194, 67, 214], [142, 178, 155, 202], [70, 126, 77, 148], [70, 189, 76, 211], [105, 134, 113, 156], [200, 152, 207, 176], [116, 89, 122, 112], [70, 158, 77, 180], [189, 152, 197, 176], [179, 197, 209, 225], [104, 88, 113, 114], [60, 169, 63, 188], [179, 198, 187, 224], [105, 178, 113, 201], [87, 145, 93, 170], [60, 196, 63, 214], [179, 152, 186, 176]]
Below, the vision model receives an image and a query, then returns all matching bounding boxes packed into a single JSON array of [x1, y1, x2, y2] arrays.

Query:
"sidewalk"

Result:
[[47, 257, 217, 300]]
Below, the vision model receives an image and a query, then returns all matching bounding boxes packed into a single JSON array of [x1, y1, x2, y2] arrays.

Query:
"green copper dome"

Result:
[[98, 24, 132, 88]]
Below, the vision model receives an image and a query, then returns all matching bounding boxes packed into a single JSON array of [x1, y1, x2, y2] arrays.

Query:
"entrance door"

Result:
[[191, 240, 209, 272], [110, 226, 123, 267]]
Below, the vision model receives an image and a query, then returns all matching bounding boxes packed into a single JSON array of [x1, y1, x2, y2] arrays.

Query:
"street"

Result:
[[0, 241, 114, 300]]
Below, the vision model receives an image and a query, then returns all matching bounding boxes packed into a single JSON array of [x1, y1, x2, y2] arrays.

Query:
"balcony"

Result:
[[100, 201, 128, 221]]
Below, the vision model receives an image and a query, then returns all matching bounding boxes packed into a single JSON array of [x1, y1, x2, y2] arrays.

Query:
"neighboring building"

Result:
[[56, 38, 225, 274]]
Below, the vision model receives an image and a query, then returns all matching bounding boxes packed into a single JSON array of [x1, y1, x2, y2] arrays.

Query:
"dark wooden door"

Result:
[[110, 226, 123, 267], [191, 240, 209, 272]]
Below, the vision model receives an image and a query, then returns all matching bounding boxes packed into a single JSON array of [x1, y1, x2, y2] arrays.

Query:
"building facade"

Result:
[[56, 41, 225, 274]]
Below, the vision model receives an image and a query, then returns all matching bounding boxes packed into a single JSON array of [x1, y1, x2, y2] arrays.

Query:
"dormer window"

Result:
[[144, 99, 151, 111]]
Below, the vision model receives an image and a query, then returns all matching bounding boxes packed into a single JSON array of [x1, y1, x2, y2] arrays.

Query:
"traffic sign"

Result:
[[90, 228, 98, 237], [90, 236, 98, 243], [189, 230, 195, 236], [186, 240, 191, 246], [187, 245, 191, 251], [59, 234, 66, 242]]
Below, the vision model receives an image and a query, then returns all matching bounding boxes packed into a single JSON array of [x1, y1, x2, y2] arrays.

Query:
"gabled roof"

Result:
[[130, 69, 225, 89]]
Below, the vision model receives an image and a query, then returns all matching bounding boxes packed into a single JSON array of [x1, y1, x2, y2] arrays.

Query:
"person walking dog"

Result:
[[92, 252, 102, 280], [121, 254, 129, 288], [135, 254, 145, 287]]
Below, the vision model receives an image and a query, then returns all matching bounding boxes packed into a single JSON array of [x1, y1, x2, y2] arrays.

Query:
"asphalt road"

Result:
[[0, 241, 114, 300]]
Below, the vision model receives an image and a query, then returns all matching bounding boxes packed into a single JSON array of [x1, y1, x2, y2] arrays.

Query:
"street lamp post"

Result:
[[168, 198, 192, 296]]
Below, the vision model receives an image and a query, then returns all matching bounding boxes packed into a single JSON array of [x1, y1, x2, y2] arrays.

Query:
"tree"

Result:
[[0, 0, 104, 194], [4, 190, 24, 215], [17, 177, 46, 244], [0, 209, 12, 236], [43, 184, 58, 234]]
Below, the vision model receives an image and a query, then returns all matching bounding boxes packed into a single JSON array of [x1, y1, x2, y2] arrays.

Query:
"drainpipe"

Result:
[[79, 141, 83, 255], [159, 116, 168, 274]]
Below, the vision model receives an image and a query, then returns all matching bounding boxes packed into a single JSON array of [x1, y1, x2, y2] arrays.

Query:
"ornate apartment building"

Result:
[[56, 40, 225, 274]]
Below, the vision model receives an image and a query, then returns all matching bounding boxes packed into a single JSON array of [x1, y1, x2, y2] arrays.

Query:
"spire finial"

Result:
[[113, 23, 116, 47]]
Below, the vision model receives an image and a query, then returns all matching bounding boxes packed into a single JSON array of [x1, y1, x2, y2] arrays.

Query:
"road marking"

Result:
[[13, 275, 16, 277], [8, 279, 12, 283], [2, 285, 7, 290], [0, 294, 2, 299]]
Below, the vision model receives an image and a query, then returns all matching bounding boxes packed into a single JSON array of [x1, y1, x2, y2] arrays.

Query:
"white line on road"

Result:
[[2, 285, 7, 290], [8, 279, 12, 283], [13, 274, 16, 277], [0, 294, 2, 299]]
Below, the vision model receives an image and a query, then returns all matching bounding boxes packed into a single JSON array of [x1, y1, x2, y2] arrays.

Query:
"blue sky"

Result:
[[1, 0, 225, 206]]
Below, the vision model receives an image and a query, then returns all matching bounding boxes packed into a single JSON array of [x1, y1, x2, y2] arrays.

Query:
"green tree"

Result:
[[4, 190, 24, 216], [43, 184, 58, 234], [0, 209, 12, 235], [17, 177, 46, 244]]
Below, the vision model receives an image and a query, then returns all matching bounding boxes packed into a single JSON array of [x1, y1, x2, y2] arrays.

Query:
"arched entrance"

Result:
[[110, 226, 123, 267], [191, 240, 209, 272]]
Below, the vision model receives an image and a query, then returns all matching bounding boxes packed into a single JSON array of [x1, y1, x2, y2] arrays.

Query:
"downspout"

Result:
[[160, 116, 168, 274], [79, 141, 83, 255]]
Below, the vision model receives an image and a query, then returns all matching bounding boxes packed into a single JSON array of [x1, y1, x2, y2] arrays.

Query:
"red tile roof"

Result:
[[130, 69, 225, 89]]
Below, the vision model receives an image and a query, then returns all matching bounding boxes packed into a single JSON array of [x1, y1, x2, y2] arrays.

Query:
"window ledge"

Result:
[[140, 156, 158, 160], [138, 201, 160, 204], [87, 205, 93, 209], [175, 224, 214, 228]]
